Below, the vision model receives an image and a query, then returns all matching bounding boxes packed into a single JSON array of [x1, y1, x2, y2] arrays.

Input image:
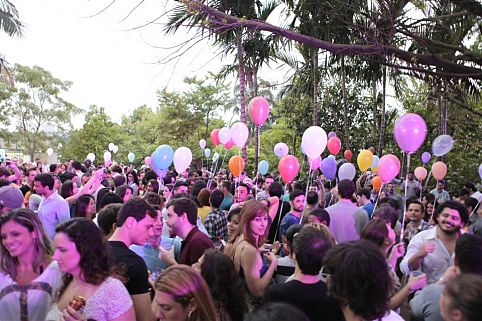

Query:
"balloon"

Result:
[[301, 126, 327, 159], [103, 151, 112, 162], [421, 152, 431, 164], [113, 145, 119, 154], [414, 166, 428, 180], [127, 152, 135, 162], [144, 156, 152, 165], [371, 155, 379, 169], [372, 166, 378, 173], [248, 96, 270, 126], [338, 163, 356, 181], [327, 137, 342, 155], [218, 127, 232, 145], [357, 150, 374, 172], [108, 143, 114, 151], [204, 148, 211, 158], [87, 153, 95, 162], [230, 122, 249, 148], [479, 164, 482, 179], [328, 155, 335, 159], [224, 139, 234, 150], [153, 168, 168, 179], [46, 148, 53, 156], [152, 144, 174, 170], [274, 142, 289, 158], [394, 113, 427, 154], [173, 147, 192, 173], [377, 154, 401, 183], [372, 176, 382, 191], [432, 162, 447, 181], [320, 158, 337, 180], [199, 139, 206, 149], [229, 155, 244, 177], [328, 131, 336, 139], [212, 152, 219, 163], [432, 135, 454, 157], [258, 160, 269, 175], [210, 129, 220, 146], [309, 156, 322, 171], [344, 150, 353, 161], [278, 155, 300, 184]]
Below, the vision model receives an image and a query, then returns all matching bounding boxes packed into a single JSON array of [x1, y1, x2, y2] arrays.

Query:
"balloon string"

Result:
[[373, 183, 384, 210], [300, 155, 305, 181], [424, 168, 433, 190], [400, 153, 411, 241], [273, 184, 288, 242], [254, 125, 260, 199], [300, 163, 314, 224]]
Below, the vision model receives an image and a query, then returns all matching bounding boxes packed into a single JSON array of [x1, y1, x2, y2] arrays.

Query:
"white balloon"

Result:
[[212, 152, 220, 163], [218, 127, 232, 145], [173, 147, 192, 173], [204, 148, 211, 158], [108, 143, 114, 151], [199, 139, 207, 149], [46, 148, 53, 156], [338, 163, 356, 181], [301, 126, 327, 159], [87, 153, 95, 161], [112, 145, 119, 154], [103, 151, 112, 162], [230, 122, 249, 148], [274, 142, 289, 157]]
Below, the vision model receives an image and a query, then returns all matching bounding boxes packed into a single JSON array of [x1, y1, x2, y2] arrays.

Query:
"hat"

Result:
[[0, 186, 24, 209]]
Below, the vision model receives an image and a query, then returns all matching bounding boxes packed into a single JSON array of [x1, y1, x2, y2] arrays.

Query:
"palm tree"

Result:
[[0, 0, 23, 86]]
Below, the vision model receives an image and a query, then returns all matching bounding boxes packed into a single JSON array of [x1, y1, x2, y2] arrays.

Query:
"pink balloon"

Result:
[[210, 129, 220, 146], [144, 156, 152, 165], [432, 161, 447, 181], [414, 166, 428, 180], [377, 154, 401, 183], [224, 139, 234, 150], [393, 113, 427, 154], [327, 137, 342, 155], [248, 96, 270, 126], [278, 155, 300, 184], [309, 156, 322, 171]]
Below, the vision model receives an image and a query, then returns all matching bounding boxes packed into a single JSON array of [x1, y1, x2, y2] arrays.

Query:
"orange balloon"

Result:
[[372, 176, 382, 191], [229, 155, 245, 177], [432, 161, 447, 181]]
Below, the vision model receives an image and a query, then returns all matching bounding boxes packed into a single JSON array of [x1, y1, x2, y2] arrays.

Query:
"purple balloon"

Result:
[[320, 158, 337, 180], [328, 131, 337, 139], [421, 152, 431, 164], [394, 113, 427, 154]]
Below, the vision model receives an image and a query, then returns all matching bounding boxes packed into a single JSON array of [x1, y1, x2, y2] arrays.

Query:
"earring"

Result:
[[187, 310, 193, 320]]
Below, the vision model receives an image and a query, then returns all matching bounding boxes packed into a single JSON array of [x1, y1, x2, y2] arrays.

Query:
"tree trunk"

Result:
[[236, 29, 248, 163], [372, 76, 378, 148], [313, 48, 319, 126], [378, 67, 387, 155], [341, 56, 349, 149]]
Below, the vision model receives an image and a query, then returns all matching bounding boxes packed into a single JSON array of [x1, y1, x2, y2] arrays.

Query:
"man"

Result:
[[0, 185, 24, 214], [463, 182, 482, 202], [279, 189, 305, 241], [265, 226, 334, 321], [108, 197, 157, 321], [400, 200, 469, 284], [410, 233, 482, 321], [386, 182, 403, 207], [204, 189, 228, 242], [20, 168, 37, 196], [402, 170, 422, 200], [302, 191, 319, 221], [326, 179, 369, 243], [71, 160, 83, 187], [403, 199, 432, 243], [229, 182, 251, 211], [257, 174, 274, 200], [34, 173, 70, 239], [172, 180, 189, 195], [430, 181, 451, 204], [266, 181, 290, 243], [219, 180, 233, 211], [160, 197, 213, 266], [356, 188, 375, 219], [463, 196, 482, 236]]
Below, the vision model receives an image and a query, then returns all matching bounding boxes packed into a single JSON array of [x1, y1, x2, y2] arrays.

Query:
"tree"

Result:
[[0, 64, 81, 160], [0, 0, 23, 86]]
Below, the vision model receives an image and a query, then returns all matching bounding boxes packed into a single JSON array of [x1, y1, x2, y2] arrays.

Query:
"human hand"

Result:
[[388, 242, 406, 263], [417, 241, 435, 258], [61, 306, 86, 321], [408, 272, 427, 292], [264, 251, 278, 265], [158, 246, 176, 265], [439, 266, 460, 285]]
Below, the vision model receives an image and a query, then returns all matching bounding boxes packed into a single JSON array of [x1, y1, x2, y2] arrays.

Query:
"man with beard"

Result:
[[401, 200, 469, 284], [279, 189, 305, 242]]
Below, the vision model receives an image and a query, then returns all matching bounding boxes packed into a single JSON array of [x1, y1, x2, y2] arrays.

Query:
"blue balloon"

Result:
[[479, 164, 482, 180], [371, 155, 379, 169], [421, 152, 431, 164], [258, 160, 269, 175], [320, 158, 337, 180], [152, 144, 174, 170], [328, 155, 335, 159]]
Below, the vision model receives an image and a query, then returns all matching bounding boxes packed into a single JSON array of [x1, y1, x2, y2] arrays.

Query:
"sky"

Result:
[[1, 0, 233, 124]]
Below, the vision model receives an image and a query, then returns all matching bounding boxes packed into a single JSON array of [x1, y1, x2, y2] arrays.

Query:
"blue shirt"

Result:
[[279, 212, 300, 241], [362, 202, 375, 219]]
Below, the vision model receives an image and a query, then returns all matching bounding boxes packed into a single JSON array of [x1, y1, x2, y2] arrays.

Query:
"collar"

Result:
[[44, 191, 59, 201], [424, 226, 438, 240], [182, 226, 198, 243]]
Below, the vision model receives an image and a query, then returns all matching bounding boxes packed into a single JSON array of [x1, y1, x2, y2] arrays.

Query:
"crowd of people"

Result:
[[0, 157, 481, 321]]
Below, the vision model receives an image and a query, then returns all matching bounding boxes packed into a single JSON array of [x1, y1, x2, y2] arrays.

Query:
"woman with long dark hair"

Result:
[[74, 194, 96, 219]]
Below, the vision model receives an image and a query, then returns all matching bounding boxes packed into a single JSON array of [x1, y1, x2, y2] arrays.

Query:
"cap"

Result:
[[0, 186, 24, 209]]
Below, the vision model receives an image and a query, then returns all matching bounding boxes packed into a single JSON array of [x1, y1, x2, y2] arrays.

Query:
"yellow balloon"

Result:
[[372, 166, 378, 173], [357, 150, 374, 172]]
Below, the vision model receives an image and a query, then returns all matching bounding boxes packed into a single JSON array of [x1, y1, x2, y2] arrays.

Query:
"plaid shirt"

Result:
[[204, 208, 228, 242], [405, 220, 432, 242]]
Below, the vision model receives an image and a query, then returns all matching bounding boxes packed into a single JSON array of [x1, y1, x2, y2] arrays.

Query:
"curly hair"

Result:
[[0, 208, 53, 280], [200, 249, 247, 321], [55, 218, 113, 299]]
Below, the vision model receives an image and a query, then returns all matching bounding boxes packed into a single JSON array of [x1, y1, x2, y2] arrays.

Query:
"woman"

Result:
[[74, 194, 96, 219], [197, 188, 211, 223], [0, 208, 62, 321], [195, 249, 247, 321], [115, 185, 133, 203], [227, 208, 241, 241], [154, 265, 217, 321], [224, 200, 278, 309], [146, 179, 160, 194], [47, 218, 134, 321], [440, 274, 482, 321], [126, 170, 139, 196], [361, 218, 427, 310]]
